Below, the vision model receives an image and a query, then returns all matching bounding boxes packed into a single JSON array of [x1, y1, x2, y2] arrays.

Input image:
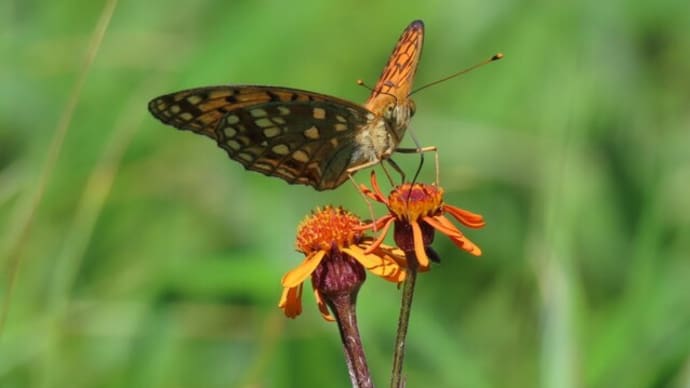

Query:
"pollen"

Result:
[[388, 184, 444, 221], [296, 206, 363, 254]]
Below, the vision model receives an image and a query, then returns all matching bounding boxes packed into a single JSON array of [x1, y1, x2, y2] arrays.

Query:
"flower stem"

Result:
[[390, 251, 419, 388], [328, 293, 373, 388]]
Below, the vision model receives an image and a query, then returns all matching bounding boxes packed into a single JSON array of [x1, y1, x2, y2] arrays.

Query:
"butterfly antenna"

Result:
[[402, 129, 425, 207], [356, 79, 374, 92], [357, 79, 399, 105], [409, 53, 504, 96]]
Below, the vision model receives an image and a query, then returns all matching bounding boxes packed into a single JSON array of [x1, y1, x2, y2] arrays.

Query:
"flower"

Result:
[[279, 206, 406, 321], [359, 172, 485, 270]]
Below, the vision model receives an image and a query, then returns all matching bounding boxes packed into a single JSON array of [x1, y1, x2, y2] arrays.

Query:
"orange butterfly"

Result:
[[149, 20, 424, 190]]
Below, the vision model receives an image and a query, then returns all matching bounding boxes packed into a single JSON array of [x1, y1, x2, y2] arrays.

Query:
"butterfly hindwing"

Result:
[[149, 86, 373, 190]]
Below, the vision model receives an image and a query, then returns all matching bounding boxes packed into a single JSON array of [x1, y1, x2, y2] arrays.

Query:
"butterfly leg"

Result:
[[346, 159, 385, 227], [384, 158, 406, 185], [395, 146, 439, 186], [346, 158, 385, 178], [347, 174, 377, 228]]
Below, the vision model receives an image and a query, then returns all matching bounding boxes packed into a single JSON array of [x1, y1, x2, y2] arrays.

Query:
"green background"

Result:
[[2, 0, 689, 387]]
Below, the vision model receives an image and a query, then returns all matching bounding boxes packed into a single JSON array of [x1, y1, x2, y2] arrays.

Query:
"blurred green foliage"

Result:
[[2, 0, 689, 387]]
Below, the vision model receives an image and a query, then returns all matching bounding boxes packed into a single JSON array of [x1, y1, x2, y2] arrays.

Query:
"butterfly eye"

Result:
[[409, 99, 416, 117], [384, 103, 396, 119]]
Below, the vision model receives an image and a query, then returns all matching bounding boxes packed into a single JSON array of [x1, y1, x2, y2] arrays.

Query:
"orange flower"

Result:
[[360, 172, 485, 270], [279, 206, 405, 321]]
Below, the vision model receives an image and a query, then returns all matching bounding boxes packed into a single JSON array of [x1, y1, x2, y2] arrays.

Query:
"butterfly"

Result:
[[148, 20, 424, 191]]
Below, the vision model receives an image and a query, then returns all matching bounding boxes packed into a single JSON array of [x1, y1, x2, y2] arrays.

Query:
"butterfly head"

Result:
[[367, 92, 415, 142]]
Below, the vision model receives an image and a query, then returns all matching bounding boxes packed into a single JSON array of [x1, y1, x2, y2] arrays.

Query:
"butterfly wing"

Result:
[[367, 20, 425, 104], [149, 86, 373, 190]]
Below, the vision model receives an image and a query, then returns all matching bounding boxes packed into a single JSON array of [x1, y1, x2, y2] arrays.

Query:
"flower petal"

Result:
[[342, 245, 383, 269], [423, 215, 463, 239], [448, 232, 482, 256], [444, 205, 485, 228], [437, 215, 472, 239], [426, 216, 482, 256], [314, 289, 335, 321], [372, 245, 408, 269], [362, 242, 408, 269], [368, 170, 388, 204], [356, 215, 393, 234], [343, 244, 406, 282], [363, 216, 395, 254], [410, 221, 430, 269], [359, 184, 380, 202], [278, 284, 303, 318], [281, 250, 326, 288]]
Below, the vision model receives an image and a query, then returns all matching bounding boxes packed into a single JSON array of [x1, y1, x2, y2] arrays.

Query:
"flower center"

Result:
[[387, 183, 444, 222], [296, 206, 362, 254]]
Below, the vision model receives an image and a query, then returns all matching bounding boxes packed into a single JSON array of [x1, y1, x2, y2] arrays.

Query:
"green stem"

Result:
[[390, 251, 419, 388]]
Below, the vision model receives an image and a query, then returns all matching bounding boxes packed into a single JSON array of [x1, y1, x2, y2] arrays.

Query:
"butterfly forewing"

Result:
[[368, 20, 424, 103], [149, 86, 373, 190]]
